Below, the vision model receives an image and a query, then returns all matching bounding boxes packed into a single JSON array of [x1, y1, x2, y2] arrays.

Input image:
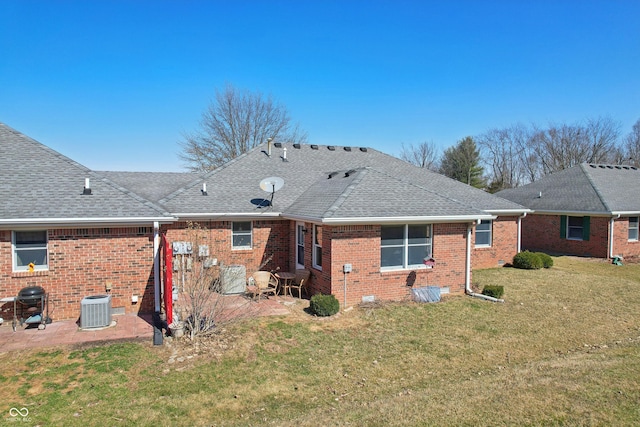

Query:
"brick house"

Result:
[[1, 123, 528, 322], [497, 163, 640, 259]]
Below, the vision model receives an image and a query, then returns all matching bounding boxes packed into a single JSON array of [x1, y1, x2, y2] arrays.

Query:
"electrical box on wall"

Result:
[[198, 245, 209, 257], [343, 264, 352, 273], [172, 241, 194, 255]]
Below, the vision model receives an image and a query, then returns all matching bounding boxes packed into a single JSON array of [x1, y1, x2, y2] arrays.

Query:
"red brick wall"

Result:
[[313, 223, 469, 307], [162, 219, 290, 283], [521, 214, 610, 258], [611, 216, 640, 258], [0, 227, 155, 321], [472, 216, 519, 269]]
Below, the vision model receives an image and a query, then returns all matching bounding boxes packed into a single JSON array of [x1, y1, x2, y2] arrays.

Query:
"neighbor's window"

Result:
[[381, 224, 432, 269], [475, 220, 492, 247], [567, 216, 584, 240], [13, 230, 48, 271], [629, 217, 639, 241], [312, 225, 322, 270], [232, 221, 252, 249]]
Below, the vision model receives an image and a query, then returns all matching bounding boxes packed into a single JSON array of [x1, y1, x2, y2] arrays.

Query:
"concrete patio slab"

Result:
[[0, 294, 293, 353]]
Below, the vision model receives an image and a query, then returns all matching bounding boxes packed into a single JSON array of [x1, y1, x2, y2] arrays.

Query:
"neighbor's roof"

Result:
[[159, 142, 527, 223], [496, 163, 640, 215], [0, 123, 174, 227]]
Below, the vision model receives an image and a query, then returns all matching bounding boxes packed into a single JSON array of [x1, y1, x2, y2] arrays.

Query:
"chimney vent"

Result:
[[83, 178, 92, 195]]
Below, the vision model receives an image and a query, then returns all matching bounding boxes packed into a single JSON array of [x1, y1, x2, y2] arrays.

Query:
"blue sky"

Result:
[[1, 0, 638, 172]]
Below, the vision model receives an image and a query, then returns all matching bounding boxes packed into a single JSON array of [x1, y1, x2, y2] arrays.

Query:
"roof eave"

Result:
[[318, 214, 494, 225], [173, 212, 283, 221], [0, 216, 176, 229], [529, 209, 614, 217]]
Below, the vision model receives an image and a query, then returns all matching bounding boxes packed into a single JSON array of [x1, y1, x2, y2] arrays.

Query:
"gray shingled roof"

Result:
[[286, 167, 490, 222], [496, 163, 640, 215], [159, 142, 527, 222], [97, 171, 202, 204], [0, 123, 173, 226]]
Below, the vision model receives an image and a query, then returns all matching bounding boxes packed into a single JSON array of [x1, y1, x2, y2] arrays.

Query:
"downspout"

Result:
[[517, 212, 527, 253], [153, 221, 163, 345], [465, 222, 504, 303], [154, 222, 161, 312], [609, 214, 620, 258]]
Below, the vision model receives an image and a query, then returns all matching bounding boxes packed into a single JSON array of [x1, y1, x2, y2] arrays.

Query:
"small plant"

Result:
[[536, 252, 554, 268], [309, 293, 340, 317], [513, 251, 544, 270], [481, 285, 504, 299]]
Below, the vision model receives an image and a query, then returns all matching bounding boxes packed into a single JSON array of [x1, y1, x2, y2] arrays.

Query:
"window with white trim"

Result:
[[232, 221, 252, 249], [475, 220, 492, 247], [13, 230, 48, 271], [629, 217, 639, 241], [312, 225, 322, 270], [381, 224, 432, 269], [296, 223, 305, 268]]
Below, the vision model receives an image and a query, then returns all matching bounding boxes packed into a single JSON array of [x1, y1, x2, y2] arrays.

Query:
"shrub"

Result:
[[309, 294, 340, 317], [512, 251, 543, 270], [536, 252, 554, 268], [481, 285, 504, 299]]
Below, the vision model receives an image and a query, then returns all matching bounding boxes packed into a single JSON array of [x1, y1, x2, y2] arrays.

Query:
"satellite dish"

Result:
[[259, 176, 284, 193]]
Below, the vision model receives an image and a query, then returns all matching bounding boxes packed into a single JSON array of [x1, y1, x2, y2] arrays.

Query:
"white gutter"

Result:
[[317, 214, 494, 225], [531, 210, 613, 217], [609, 214, 621, 258], [153, 222, 161, 312], [0, 217, 175, 228], [465, 223, 504, 303], [517, 212, 527, 253], [173, 212, 282, 219]]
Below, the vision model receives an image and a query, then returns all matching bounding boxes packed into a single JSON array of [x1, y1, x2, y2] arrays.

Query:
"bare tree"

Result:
[[180, 84, 308, 172], [532, 117, 621, 175], [172, 222, 252, 340], [399, 141, 439, 170], [477, 124, 532, 191], [625, 118, 640, 167]]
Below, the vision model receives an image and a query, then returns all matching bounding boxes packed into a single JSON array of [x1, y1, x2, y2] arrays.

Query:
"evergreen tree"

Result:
[[439, 136, 485, 188]]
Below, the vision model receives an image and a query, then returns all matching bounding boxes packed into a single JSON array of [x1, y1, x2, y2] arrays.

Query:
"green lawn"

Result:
[[1, 256, 640, 426]]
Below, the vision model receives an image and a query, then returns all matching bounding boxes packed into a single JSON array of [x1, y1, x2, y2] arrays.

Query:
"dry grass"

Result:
[[1, 256, 640, 426]]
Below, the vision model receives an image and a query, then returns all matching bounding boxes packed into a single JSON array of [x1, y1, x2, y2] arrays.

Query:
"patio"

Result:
[[0, 294, 292, 353]]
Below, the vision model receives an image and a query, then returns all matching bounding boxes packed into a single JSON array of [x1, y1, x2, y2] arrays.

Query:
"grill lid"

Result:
[[18, 286, 46, 300]]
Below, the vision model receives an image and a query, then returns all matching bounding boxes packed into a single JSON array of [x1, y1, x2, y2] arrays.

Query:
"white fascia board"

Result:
[[173, 212, 282, 221], [486, 209, 533, 216], [320, 214, 494, 225], [611, 211, 640, 216], [530, 210, 613, 217], [0, 217, 176, 229]]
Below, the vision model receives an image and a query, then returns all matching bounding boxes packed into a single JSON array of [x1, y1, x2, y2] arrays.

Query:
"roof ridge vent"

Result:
[[359, 147, 368, 152], [293, 143, 301, 149], [274, 142, 282, 148], [328, 146, 335, 151], [345, 169, 357, 177], [343, 146, 351, 152], [311, 144, 318, 150]]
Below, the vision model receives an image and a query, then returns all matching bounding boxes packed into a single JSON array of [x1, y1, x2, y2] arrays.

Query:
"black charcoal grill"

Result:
[[11, 286, 50, 331]]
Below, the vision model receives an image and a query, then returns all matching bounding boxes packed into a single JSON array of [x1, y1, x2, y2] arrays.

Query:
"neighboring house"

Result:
[[1, 123, 528, 321], [497, 163, 640, 259]]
